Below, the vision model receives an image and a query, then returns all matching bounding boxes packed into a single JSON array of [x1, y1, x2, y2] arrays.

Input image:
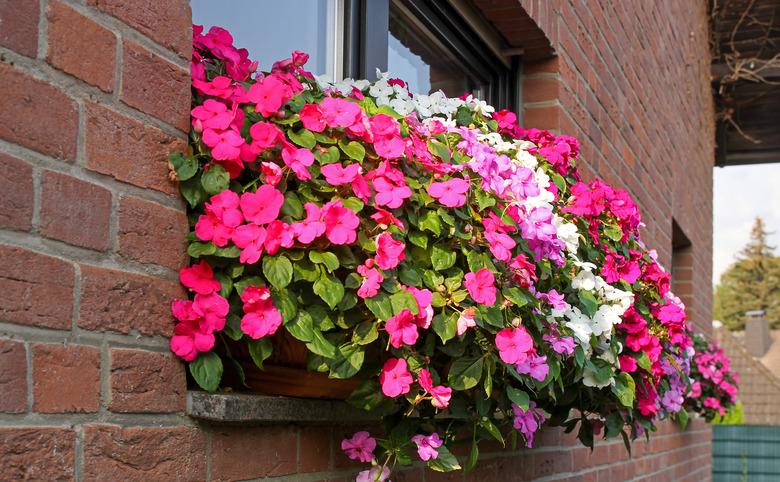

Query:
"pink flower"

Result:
[[375, 233, 406, 270], [385, 309, 419, 348], [464, 268, 497, 306], [192, 293, 229, 332], [619, 355, 638, 372], [191, 99, 232, 130], [170, 320, 214, 361], [232, 224, 267, 264], [240, 185, 284, 225], [357, 260, 383, 298], [245, 74, 292, 116], [370, 114, 405, 159], [202, 128, 244, 161], [456, 307, 477, 336], [240, 285, 282, 339], [340, 431, 376, 463], [291, 203, 326, 244], [495, 326, 533, 365], [417, 369, 452, 408], [248, 122, 283, 151], [320, 97, 362, 128], [281, 147, 314, 181], [410, 433, 443, 461], [515, 353, 549, 381], [179, 261, 221, 295], [427, 178, 469, 207], [404, 285, 433, 329], [356, 466, 390, 482], [322, 200, 360, 245], [485, 231, 516, 262], [379, 357, 413, 397], [320, 163, 362, 185], [300, 103, 326, 132], [367, 162, 412, 209], [370, 208, 404, 230], [260, 161, 283, 186], [263, 220, 294, 254]]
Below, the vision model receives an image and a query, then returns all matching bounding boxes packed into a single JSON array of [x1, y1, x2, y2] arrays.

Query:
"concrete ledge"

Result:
[[187, 391, 378, 423]]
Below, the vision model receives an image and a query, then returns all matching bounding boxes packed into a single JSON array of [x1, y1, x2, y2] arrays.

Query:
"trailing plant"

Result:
[[686, 334, 740, 421], [169, 25, 737, 479]]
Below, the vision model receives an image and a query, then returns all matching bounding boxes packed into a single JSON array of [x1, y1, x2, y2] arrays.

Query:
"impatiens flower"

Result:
[[411, 433, 443, 461], [232, 223, 267, 264], [464, 268, 497, 306], [368, 162, 412, 208], [512, 401, 546, 448], [404, 285, 433, 329], [291, 203, 326, 244], [245, 74, 292, 116], [281, 147, 314, 180], [495, 326, 533, 365], [379, 357, 413, 397], [427, 178, 469, 207], [370, 114, 405, 159], [179, 261, 221, 295], [543, 334, 575, 356], [322, 200, 360, 245], [299, 103, 326, 132], [170, 320, 214, 361], [456, 307, 477, 336], [192, 293, 229, 332], [263, 220, 294, 254], [385, 309, 418, 348], [202, 128, 244, 160], [485, 230, 516, 262], [320, 96, 362, 128], [417, 369, 452, 408], [341, 431, 376, 463], [240, 185, 284, 225], [321, 162, 362, 185], [356, 466, 390, 482], [191, 99, 232, 130], [248, 121, 283, 151], [370, 208, 404, 230], [356, 259, 384, 298], [240, 285, 282, 339], [260, 161, 283, 186], [515, 353, 549, 382], [374, 233, 405, 270]]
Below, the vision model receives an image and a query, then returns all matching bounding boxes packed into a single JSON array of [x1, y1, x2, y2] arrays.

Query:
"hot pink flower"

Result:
[[232, 223, 267, 264], [263, 220, 294, 254], [260, 161, 283, 186], [320, 97, 362, 128], [464, 268, 497, 306], [202, 128, 244, 160], [170, 320, 214, 361], [195, 190, 244, 246], [248, 121, 283, 151], [322, 200, 360, 245], [375, 233, 406, 270], [411, 433, 443, 461], [240, 285, 282, 339], [515, 353, 549, 382], [370, 114, 405, 159], [495, 326, 533, 365], [386, 309, 419, 348], [192, 75, 234, 98], [240, 185, 284, 225], [456, 307, 477, 336], [341, 431, 376, 463], [379, 357, 413, 397], [417, 369, 452, 408], [245, 74, 292, 116], [292, 203, 326, 244], [192, 293, 229, 332], [367, 162, 412, 209], [191, 99, 233, 130], [281, 147, 314, 181], [427, 178, 469, 207], [357, 259, 384, 298], [370, 208, 404, 230], [179, 261, 221, 295], [351, 174, 372, 202], [485, 231, 516, 262], [300, 103, 326, 132], [404, 285, 433, 329], [320, 162, 362, 185]]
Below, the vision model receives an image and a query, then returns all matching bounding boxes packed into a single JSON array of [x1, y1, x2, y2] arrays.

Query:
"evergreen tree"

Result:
[[713, 217, 780, 329]]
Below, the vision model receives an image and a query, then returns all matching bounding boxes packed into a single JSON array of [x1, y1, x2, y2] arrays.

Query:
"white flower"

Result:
[[515, 148, 538, 169], [553, 216, 579, 253], [572, 270, 596, 292], [564, 307, 592, 345], [591, 305, 622, 337], [570, 255, 597, 272], [389, 97, 414, 116]]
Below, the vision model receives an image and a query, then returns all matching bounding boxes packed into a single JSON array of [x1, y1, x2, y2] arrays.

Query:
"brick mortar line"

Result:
[[0, 412, 195, 427], [522, 72, 560, 81], [30, 165, 42, 234], [629, 448, 712, 481], [523, 100, 562, 109], [0, 322, 172, 351], [74, 424, 84, 482], [0, 46, 186, 139], [25, 341, 34, 412], [99, 340, 110, 413], [36, 0, 48, 60]]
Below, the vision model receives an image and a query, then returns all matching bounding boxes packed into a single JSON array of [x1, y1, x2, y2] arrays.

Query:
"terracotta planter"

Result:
[[233, 330, 361, 400]]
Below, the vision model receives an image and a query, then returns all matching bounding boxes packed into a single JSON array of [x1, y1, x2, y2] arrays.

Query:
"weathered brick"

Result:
[[87, 0, 191, 57], [523, 76, 560, 103], [209, 426, 298, 481], [40, 171, 112, 251], [78, 264, 183, 336], [118, 196, 188, 270], [0, 339, 27, 413], [0, 153, 34, 231], [0, 246, 74, 329], [0, 63, 78, 161], [85, 102, 184, 194], [523, 105, 561, 131], [109, 348, 185, 413], [121, 40, 190, 130], [32, 343, 100, 413], [47, 0, 116, 92], [299, 427, 332, 473], [82, 424, 206, 481], [0, 0, 39, 56], [0, 427, 75, 481]]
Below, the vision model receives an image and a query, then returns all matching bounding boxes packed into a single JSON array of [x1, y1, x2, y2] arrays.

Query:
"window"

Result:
[[192, 0, 518, 110]]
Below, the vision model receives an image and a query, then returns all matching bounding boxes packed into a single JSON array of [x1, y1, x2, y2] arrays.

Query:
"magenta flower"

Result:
[[179, 261, 221, 295], [291, 203, 326, 244], [245, 74, 292, 116], [281, 147, 314, 181], [405, 285, 434, 329], [495, 326, 533, 365], [263, 220, 295, 255], [356, 466, 390, 482], [370, 114, 405, 159], [427, 178, 469, 207], [240, 285, 282, 339], [385, 309, 419, 348], [417, 369, 452, 408], [170, 320, 214, 361], [543, 334, 575, 356], [320, 97, 362, 128], [485, 230, 516, 262], [240, 185, 284, 225], [202, 128, 244, 161], [512, 401, 545, 448], [232, 224, 266, 264], [411, 433, 443, 461], [370, 208, 404, 231], [340, 431, 376, 463], [321, 162, 362, 185], [191, 99, 232, 130], [300, 103, 326, 132], [248, 121, 282, 151], [374, 233, 406, 270], [192, 293, 229, 332], [515, 353, 549, 382], [379, 358, 413, 397], [368, 162, 412, 209], [322, 200, 360, 245], [464, 268, 497, 306], [356, 259, 383, 298]]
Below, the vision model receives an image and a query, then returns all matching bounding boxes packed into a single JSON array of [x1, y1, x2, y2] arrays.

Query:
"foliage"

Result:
[[685, 334, 740, 422], [712, 402, 744, 425]]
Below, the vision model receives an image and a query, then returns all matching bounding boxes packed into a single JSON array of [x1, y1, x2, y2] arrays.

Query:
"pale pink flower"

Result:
[[340, 431, 376, 463], [456, 307, 477, 336], [410, 433, 443, 461]]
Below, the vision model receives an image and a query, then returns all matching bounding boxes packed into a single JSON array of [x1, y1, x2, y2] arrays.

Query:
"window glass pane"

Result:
[[191, 0, 340, 79], [387, 6, 476, 97]]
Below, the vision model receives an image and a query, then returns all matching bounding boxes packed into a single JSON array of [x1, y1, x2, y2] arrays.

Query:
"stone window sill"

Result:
[[186, 391, 378, 423]]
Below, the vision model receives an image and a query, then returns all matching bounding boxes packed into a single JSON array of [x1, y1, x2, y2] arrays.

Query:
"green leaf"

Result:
[[293, 259, 320, 282], [179, 177, 207, 207], [399, 265, 422, 286], [347, 379, 386, 411], [223, 313, 243, 341], [448, 356, 484, 390], [427, 140, 451, 163], [431, 245, 457, 270], [169, 152, 199, 181], [338, 139, 366, 161], [390, 289, 419, 315], [352, 321, 379, 345], [464, 437, 479, 472], [187, 242, 216, 258], [432, 312, 457, 343], [328, 343, 364, 378], [288, 128, 316, 149], [313, 273, 344, 309], [262, 255, 293, 289], [423, 270, 444, 290], [605, 412, 624, 438], [309, 251, 340, 272], [611, 372, 636, 407], [234, 276, 264, 295], [480, 417, 504, 446], [474, 189, 495, 211], [428, 445, 461, 472], [603, 223, 623, 242], [577, 290, 599, 318], [315, 145, 341, 165], [676, 409, 690, 430], [200, 164, 230, 194], [189, 352, 223, 392], [466, 251, 495, 273], [247, 338, 273, 369], [281, 191, 304, 219], [365, 292, 394, 321], [408, 230, 428, 249], [636, 352, 652, 372], [213, 245, 241, 258], [419, 211, 442, 236], [502, 287, 530, 308], [341, 197, 364, 213], [506, 386, 530, 411], [271, 288, 298, 323], [287, 311, 314, 341], [306, 329, 337, 358]]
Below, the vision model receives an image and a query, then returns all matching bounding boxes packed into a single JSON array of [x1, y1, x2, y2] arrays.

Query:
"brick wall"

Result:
[[0, 1, 714, 481]]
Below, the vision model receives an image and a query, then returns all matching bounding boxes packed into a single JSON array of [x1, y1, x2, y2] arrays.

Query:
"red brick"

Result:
[[32, 342, 100, 413], [109, 348, 186, 413], [523, 76, 560, 103], [118, 196, 188, 270], [46, 0, 116, 92], [0, 63, 78, 161], [0, 245, 74, 329], [523, 105, 561, 131], [78, 264, 183, 337], [87, 0, 191, 57], [0, 153, 34, 230], [83, 424, 206, 481], [0, 427, 75, 481], [121, 40, 190, 130], [40, 171, 112, 251], [299, 427, 332, 473], [85, 102, 184, 194], [209, 426, 298, 481], [0, 0, 38, 56], [0, 339, 27, 413]]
